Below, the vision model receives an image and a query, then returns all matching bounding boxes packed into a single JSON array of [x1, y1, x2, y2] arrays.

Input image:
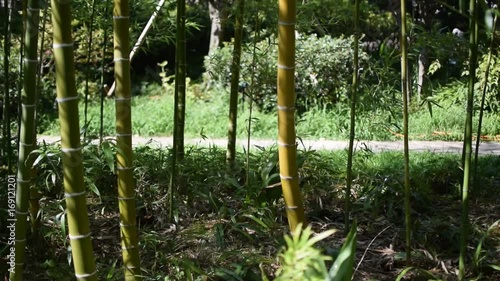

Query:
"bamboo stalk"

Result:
[[51, 0, 98, 279], [459, 0, 478, 279], [277, 0, 306, 232], [345, 0, 359, 234], [174, 0, 186, 161], [399, 0, 412, 265], [226, 0, 245, 169], [472, 9, 496, 196], [3, 0, 12, 172], [113, 0, 142, 279], [10, 0, 40, 279], [106, 0, 166, 97], [83, 0, 96, 140]]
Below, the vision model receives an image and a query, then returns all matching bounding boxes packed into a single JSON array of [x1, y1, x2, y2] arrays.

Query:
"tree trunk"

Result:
[[208, 0, 226, 54], [417, 48, 429, 101]]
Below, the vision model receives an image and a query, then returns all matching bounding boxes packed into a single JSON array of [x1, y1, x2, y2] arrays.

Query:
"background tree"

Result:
[[51, 0, 97, 279], [113, 0, 142, 278]]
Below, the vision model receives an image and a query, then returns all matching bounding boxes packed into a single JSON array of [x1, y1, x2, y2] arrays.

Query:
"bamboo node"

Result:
[[64, 190, 86, 198], [15, 210, 29, 216], [23, 58, 39, 63], [15, 238, 27, 243], [278, 20, 295, 26], [115, 97, 131, 101], [286, 205, 299, 210], [21, 103, 36, 108], [118, 196, 135, 200], [56, 96, 79, 103], [113, 16, 130, 19], [117, 166, 134, 170], [279, 174, 297, 180], [52, 42, 74, 49], [116, 133, 132, 137], [278, 141, 297, 147], [122, 245, 137, 250], [277, 64, 294, 70], [75, 270, 97, 279], [69, 232, 92, 240], [16, 178, 31, 183], [61, 146, 82, 153], [277, 105, 295, 111], [119, 222, 137, 227], [113, 58, 130, 63]]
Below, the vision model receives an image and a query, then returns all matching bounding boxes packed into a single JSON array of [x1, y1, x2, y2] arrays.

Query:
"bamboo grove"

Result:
[[1, 0, 497, 279]]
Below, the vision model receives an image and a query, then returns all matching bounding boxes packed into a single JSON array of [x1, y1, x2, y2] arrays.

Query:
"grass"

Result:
[[38, 83, 500, 141], [1, 141, 498, 280]]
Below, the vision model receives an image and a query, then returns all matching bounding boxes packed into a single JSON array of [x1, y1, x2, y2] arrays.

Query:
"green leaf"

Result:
[[328, 220, 357, 281], [101, 141, 115, 171]]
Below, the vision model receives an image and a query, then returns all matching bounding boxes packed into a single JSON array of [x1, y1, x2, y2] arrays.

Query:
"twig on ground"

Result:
[[354, 224, 393, 278]]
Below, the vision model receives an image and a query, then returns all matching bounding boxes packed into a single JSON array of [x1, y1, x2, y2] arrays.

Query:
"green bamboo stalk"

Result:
[[51, 0, 97, 279], [9, 0, 40, 279], [174, 0, 186, 161], [226, 0, 245, 170], [113, 0, 142, 279], [17, 0, 26, 150], [277, 0, 306, 232], [246, 13, 260, 188], [399, 0, 412, 265], [29, 0, 48, 245], [345, 0, 359, 234], [473, 9, 497, 196], [459, 0, 478, 279], [3, 0, 12, 172], [105, 0, 166, 97], [100, 0, 110, 144], [83, 0, 96, 140]]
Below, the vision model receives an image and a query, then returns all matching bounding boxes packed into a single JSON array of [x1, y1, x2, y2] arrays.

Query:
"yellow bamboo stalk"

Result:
[[51, 0, 97, 279], [277, 0, 306, 232], [113, 0, 142, 279]]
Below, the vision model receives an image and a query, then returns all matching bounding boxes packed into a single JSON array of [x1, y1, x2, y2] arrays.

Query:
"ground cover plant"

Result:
[[1, 142, 498, 280]]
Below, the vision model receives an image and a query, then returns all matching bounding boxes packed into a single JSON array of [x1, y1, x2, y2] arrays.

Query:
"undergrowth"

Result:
[[0, 141, 498, 280]]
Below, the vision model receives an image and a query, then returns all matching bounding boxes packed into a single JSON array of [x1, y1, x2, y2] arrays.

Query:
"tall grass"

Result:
[[38, 83, 500, 141]]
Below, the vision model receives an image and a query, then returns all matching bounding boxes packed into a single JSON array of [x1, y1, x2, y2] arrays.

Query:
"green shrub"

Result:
[[204, 33, 370, 113]]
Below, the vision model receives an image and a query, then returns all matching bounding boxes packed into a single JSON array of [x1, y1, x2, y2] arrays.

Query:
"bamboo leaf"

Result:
[[328, 220, 357, 281]]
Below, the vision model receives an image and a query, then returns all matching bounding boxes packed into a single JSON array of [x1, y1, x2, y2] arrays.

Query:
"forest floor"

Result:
[[8, 136, 499, 280], [37, 135, 500, 154]]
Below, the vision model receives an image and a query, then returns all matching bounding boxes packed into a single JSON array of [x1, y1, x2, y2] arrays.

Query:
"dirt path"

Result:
[[37, 135, 500, 154]]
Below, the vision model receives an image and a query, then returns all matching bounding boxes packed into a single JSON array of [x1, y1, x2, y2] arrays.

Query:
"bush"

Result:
[[204, 33, 370, 113]]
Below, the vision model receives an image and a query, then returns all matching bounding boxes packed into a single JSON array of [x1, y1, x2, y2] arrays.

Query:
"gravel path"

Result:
[[37, 135, 500, 155]]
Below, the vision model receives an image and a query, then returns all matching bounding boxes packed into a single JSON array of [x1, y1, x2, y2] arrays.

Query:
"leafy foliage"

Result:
[[204, 33, 370, 113], [275, 222, 357, 281]]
